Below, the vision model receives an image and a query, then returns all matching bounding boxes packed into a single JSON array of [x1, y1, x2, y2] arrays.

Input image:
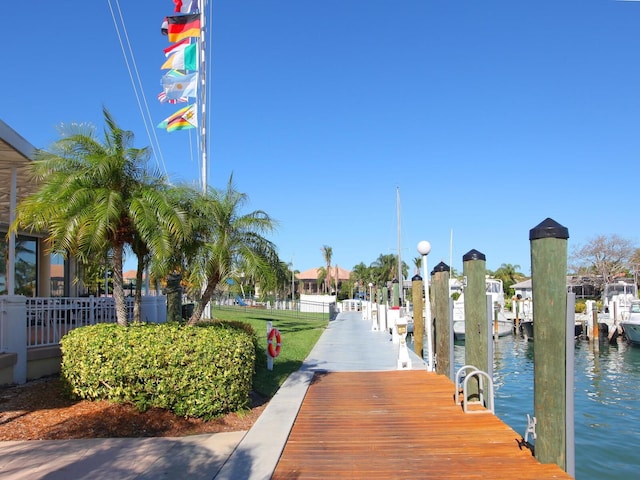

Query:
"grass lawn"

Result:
[[210, 305, 329, 397]]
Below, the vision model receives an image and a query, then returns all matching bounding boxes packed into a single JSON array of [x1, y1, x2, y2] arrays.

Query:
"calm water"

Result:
[[410, 335, 640, 479]]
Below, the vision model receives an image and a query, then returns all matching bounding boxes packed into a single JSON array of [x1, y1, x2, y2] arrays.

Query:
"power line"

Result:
[[107, 0, 168, 177]]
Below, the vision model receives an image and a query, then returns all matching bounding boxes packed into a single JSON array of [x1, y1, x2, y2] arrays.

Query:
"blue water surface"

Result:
[[450, 336, 640, 479]]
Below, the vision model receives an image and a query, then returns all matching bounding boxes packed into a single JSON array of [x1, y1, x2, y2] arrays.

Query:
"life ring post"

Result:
[[267, 322, 273, 371]]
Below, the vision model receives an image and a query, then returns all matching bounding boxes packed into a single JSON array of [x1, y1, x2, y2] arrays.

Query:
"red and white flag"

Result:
[[174, 0, 198, 14]]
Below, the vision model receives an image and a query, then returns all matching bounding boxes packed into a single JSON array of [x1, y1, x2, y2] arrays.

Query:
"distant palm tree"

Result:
[[12, 108, 188, 326], [492, 263, 525, 296], [316, 267, 327, 294], [371, 253, 397, 285], [413, 256, 422, 276], [177, 176, 279, 325], [351, 262, 370, 295], [321, 245, 333, 294]]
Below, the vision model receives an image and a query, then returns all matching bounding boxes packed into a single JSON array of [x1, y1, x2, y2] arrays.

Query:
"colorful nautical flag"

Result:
[[174, 0, 198, 14], [161, 71, 198, 99], [161, 43, 197, 71], [157, 104, 197, 132], [163, 38, 190, 57], [157, 104, 192, 129], [164, 14, 201, 42], [176, 103, 198, 128], [157, 91, 188, 104], [166, 115, 194, 132]]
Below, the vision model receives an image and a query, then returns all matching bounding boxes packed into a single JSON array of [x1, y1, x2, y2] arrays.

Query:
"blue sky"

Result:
[[3, 1, 640, 276]]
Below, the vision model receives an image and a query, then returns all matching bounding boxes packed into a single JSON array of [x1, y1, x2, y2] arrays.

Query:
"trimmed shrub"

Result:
[[60, 321, 257, 419]]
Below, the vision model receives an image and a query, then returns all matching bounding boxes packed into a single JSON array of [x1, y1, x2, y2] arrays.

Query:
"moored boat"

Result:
[[452, 278, 513, 340], [621, 300, 640, 346]]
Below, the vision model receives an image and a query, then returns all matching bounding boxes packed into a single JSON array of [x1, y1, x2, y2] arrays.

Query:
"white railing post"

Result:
[[2, 296, 27, 384]]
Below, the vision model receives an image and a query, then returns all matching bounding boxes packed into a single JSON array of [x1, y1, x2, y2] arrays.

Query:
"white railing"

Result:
[[26, 297, 134, 348]]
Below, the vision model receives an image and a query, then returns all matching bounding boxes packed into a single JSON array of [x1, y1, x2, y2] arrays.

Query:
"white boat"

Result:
[[452, 278, 514, 341], [621, 300, 640, 346], [598, 280, 638, 338], [600, 280, 637, 320]]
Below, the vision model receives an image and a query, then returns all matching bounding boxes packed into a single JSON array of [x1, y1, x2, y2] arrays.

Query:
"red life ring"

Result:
[[267, 328, 282, 358]]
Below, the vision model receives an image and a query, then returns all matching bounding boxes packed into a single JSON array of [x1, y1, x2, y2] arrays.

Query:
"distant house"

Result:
[[510, 279, 532, 299], [511, 276, 602, 300], [296, 266, 351, 294]]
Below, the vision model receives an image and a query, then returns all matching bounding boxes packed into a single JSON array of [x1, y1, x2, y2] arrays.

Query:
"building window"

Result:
[[50, 252, 65, 297], [0, 234, 38, 296]]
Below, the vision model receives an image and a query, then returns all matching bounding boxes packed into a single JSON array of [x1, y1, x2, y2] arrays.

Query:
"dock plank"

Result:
[[272, 370, 572, 479]]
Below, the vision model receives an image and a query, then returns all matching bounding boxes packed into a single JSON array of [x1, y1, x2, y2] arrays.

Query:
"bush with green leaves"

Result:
[[60, 321, 257, 419]]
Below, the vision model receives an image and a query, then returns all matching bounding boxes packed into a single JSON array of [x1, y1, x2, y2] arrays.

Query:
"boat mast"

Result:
[[397, 186, 403, 304], [198, 0, 207, 193]]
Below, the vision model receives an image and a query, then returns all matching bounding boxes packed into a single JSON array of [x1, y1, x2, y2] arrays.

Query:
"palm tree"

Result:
[[316, 267, 327, 294], [321, 245, 333, 294], [351, 262, 370, 298], [11, 108, 188, 326], [413, 256, 422, 277], [178, 176, 279, 325], [370, 253, 397, 285], [492, 263, 525, 297]]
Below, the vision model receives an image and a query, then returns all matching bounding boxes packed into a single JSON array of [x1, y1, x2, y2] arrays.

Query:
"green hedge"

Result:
[[60, 321, 256, 419]]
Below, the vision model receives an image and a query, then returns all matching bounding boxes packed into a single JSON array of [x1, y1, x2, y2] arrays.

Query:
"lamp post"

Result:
[[417, 240, 433, 371], [368, 282, 374, 320]]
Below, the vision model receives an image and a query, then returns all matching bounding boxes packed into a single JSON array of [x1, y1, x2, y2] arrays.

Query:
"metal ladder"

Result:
[[455, 364, 495, 414]]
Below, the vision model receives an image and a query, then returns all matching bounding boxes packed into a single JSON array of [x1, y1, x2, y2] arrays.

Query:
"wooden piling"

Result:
[[514, 296, 521, 331], [432, 261, 453, 379], [411, 274, 424, 359], [392, 278, 400, 307], [530, 217, 570, 472], [463, 249, 489, 398]]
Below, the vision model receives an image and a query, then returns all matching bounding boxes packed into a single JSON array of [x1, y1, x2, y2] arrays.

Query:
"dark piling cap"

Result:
[[529, 218, 569, 241], [392, 278, 399, 284], [463, 249, 486, 262], [411, 274, 422, 281], [432, 261, 450, 275]]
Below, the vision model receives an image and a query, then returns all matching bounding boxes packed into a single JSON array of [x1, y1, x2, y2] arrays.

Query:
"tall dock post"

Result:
[[411, 273, 424, 359], [530, 218, 573, 475], [432, 261, 453, 379], [392, 279, 400, 307], [379, 286, 386, 332], [463, 249, 490, 397]]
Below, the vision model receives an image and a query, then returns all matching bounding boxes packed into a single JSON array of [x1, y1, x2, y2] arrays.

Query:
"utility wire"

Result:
[[107, 0, 168, 177]]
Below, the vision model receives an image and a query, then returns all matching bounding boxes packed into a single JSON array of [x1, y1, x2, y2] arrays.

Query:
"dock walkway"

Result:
[[217, 311, 572, 479]]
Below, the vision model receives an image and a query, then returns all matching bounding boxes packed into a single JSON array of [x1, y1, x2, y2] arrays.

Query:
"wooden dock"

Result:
[[272, 370, 572, 479]]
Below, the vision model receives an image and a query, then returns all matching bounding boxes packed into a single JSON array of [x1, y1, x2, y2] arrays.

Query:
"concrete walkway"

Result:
[[0, 310, 425, 480]]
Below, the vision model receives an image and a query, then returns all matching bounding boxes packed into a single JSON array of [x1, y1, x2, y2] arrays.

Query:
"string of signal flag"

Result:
[[157, 1, 201, 132]]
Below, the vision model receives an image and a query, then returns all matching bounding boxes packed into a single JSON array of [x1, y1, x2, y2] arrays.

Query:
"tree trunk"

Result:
[[133, 256, 145, 323], [112, 243, 128, 327], [166, 273, 183, 323], [187, 277, 219, 326]]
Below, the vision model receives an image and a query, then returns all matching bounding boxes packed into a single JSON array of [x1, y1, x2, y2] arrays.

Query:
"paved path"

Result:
[[0, 310, 422, 480]]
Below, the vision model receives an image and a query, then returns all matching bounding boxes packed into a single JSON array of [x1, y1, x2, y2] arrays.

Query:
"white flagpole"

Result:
[[198, 0, 208, 193]]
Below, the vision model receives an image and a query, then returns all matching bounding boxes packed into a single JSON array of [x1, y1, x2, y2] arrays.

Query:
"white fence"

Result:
[[26, 297, 135, 348], [0, 295, 167, 384]]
